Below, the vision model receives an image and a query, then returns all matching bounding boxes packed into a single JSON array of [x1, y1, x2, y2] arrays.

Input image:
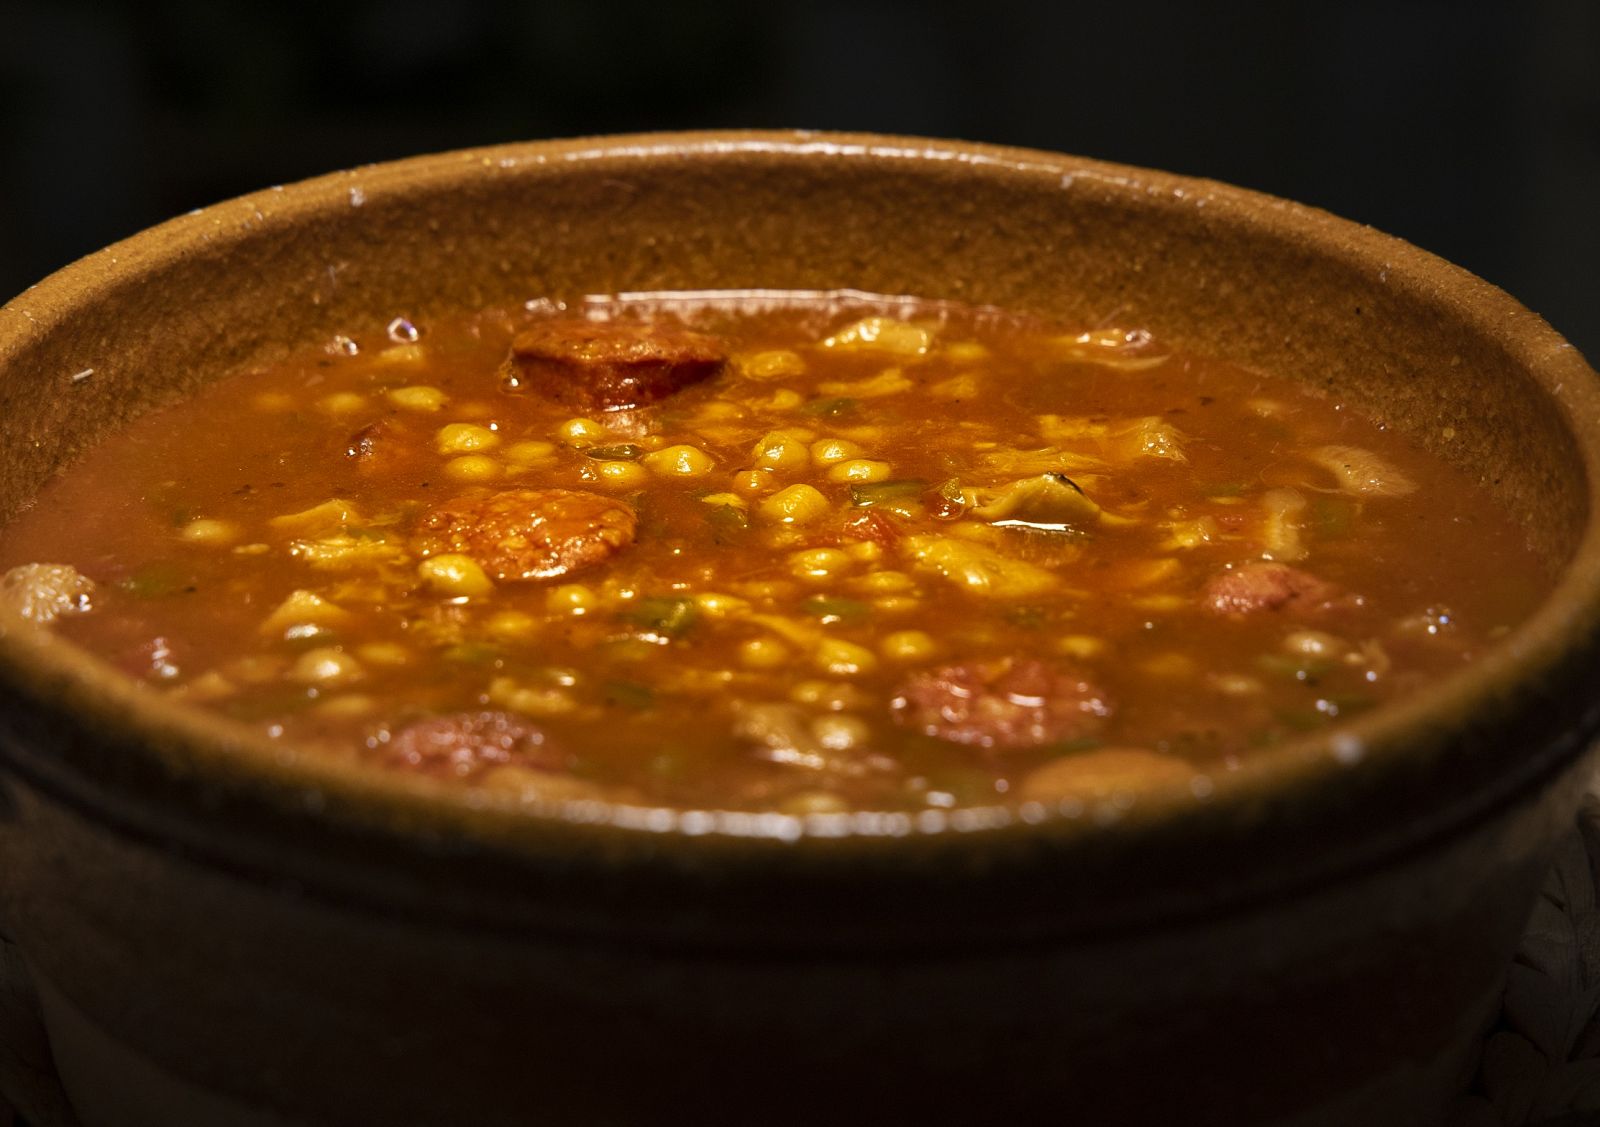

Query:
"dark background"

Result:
[[1, 0, 1595, 358]]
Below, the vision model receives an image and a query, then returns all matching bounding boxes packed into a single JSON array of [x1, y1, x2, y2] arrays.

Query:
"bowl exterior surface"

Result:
[[3, 757, 1589, 1127]]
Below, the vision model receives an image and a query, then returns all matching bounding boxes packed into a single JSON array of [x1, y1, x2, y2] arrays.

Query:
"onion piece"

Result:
[[1310, 445, 1418, 496]]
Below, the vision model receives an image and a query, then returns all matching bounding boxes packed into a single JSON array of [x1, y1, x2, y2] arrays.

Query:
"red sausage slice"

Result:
[[376, 711, 560, 780], [502, 319, 727, 411], [1203, 562, 1340, 617], [890, 658, 1112, 750], [416, 488, 637, 582]]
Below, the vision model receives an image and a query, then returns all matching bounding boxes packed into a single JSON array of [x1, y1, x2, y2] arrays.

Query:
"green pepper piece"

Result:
[[850, 479, 927, 507], [623, 596, 699, 638], [1255, 653, 1334, 682], [1311, 496, 1359, 540], [706, 504, 751, 534], [117, 560, 197, 599], [603, 680, 656, 710], [442, 642, 500, 665]]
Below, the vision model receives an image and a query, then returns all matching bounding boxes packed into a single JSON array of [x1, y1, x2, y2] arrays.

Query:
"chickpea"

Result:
[[827, 459, 893, 483], [759, 484, 831, 525], [558, 417, 608, 444], [814, 638, 878, 676], [442, 455, 501, 483], [595, 460, 650, 489], [435, 423, 500, 454], [387, 385, 447, 411], [752, 430, 812, 474], [788, 547, 853, 582], [739, 637, 791, 670], [642, 445, 715, 477], [289, 647, 363, 686], [417, 554, 494, 598], [317, 392, 367, 415], [547, 584, 598, 615], [179, 518, 241, 546], [504, 440, 557, 464], [880, 630, 938, 662], [810, 437, 865, 465]]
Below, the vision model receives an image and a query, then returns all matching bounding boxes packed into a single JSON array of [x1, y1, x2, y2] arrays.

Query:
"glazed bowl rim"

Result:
[[2, 128, 1599, 872]]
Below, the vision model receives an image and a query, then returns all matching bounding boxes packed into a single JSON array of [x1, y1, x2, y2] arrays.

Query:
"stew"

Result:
[[0, 291, 1550, 815]]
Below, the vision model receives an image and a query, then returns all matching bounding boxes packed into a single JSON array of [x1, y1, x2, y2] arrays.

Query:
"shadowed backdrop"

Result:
[[1, 0, 1594, 357]]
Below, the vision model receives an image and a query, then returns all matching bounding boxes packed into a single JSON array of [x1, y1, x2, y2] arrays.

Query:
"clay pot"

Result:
[[2, 132, 1598, 1127]]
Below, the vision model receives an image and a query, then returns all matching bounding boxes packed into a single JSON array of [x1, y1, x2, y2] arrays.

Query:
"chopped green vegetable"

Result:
[[117, 560, 197, 599], [603, 680, 656, 709], [1311, 496, 1359, 540], [442, 642, 500, 665], [1002, 604, 1051, 629], [585, 443, 643, 461], [705, 504, 751, 534], [1273, 708, 1327, 733], [850, 479, 927, 507], [623, 596, 699, 638], [1255, 654, 1333, 682]]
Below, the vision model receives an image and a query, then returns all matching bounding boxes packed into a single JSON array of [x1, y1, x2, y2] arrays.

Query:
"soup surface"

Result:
[[0, 291, 1549, 815]]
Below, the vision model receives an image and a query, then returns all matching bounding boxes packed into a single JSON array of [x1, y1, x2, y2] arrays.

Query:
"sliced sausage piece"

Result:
[[1203, 561, 1340, 617], [890, 657, 1112, 750], [376, 710, 562, 781], [836, 508, 905, 550], [345, 419, 429, 479], [502, 319, 727, 411], [415, 488, 636, 582]]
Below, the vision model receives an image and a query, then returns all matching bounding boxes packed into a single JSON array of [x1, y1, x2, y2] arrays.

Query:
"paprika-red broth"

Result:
[[0, 291, 1549, 815]]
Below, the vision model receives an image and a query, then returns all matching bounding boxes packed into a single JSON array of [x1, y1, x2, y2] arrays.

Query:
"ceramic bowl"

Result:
[[2, 132, 1600, 1127]]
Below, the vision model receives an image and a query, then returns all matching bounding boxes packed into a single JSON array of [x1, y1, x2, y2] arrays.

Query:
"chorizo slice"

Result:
[[415, 488, 636, 582], [890, 657, 1112, 750], [375, 710, 561, 781], [1203, 561, 1340, 617], [502, 319, 727, 411], [344, 418, 429, 480]]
